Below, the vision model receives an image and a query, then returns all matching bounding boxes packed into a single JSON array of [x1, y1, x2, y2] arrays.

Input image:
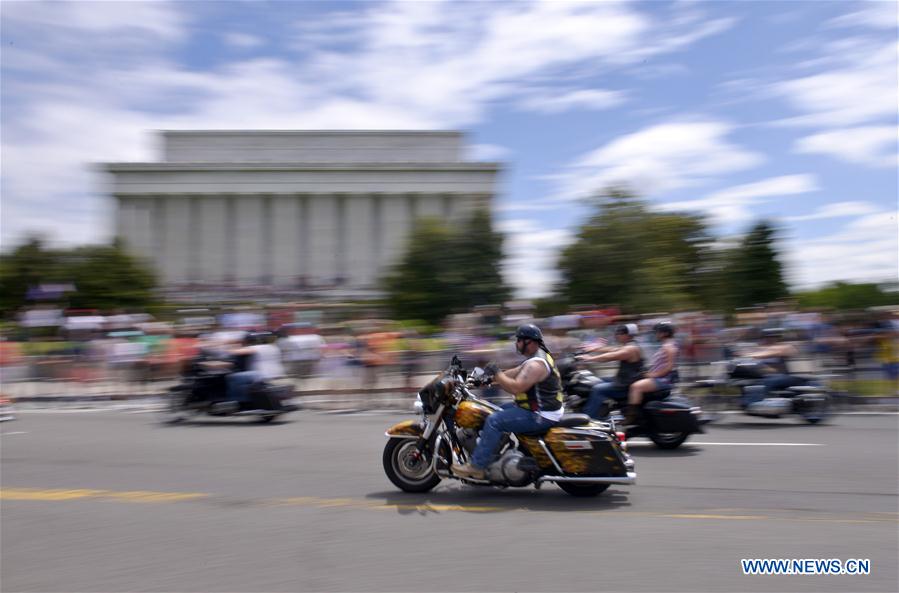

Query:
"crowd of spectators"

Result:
[[1, 302, 897, 398]]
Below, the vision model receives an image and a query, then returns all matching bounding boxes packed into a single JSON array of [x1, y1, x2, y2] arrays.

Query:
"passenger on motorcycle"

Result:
[[453, 324, 564, 480], [625, 321, 679, 425], [225, 332, 286, 404], [579, 324, 644, 419]]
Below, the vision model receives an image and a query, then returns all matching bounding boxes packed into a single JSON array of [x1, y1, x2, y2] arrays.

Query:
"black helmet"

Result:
[[653, 321, 675, 337], [515, 323, 544, 343]]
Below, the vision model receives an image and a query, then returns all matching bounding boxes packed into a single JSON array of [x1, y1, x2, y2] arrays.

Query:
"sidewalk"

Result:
[[1, 373, 433, 411], [3, 373, 897, 412]]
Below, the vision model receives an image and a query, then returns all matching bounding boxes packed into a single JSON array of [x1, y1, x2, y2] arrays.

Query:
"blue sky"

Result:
[[1, 0, 896, 298]]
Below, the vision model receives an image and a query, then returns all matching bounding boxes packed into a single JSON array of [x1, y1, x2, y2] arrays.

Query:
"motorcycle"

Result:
[[382, 356, 636, 497], [166, 360, 299, 423], [693, 359, 831, 424], [557, 354, 705, 449]]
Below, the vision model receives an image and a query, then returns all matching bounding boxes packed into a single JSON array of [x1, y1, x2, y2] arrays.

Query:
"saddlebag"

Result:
[[540, 428, 629, 477], [644, 398, 701, 433]]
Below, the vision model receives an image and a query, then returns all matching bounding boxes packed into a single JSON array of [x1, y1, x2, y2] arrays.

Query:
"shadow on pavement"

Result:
[[155, 417, 296, 427], [365, 486, 632, 515]]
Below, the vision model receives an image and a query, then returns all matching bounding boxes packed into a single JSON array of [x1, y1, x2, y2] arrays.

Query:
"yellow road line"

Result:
[[1, 488, 208, 503], [661, 513, 767, 520], [2, 488, 897, 524]]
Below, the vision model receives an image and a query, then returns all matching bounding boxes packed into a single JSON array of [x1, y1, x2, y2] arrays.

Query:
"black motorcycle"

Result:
[[557, 355, 704, 449], [694, 359, 831, 424], [166, 360, 298, 423]]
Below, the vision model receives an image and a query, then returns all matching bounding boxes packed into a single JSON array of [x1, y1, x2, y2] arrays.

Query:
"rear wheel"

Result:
[[799, 393, 831, 424], [558, 482, 610, 497], [649, 431, 689, 449], [383, 438, 441, 493]]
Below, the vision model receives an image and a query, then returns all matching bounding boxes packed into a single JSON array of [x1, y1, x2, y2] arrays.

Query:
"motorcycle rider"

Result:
[[625, 321, 679, 425], [453, 324, 564, 480], [225, 331, 285, 405], [579, 324, 644, 419], [745, 328, 803, 401]]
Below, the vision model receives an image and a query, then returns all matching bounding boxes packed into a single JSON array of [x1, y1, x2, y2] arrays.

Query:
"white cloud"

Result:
[[795, 126, 898, 168], [500, 220, 576, 299], [785, 201, 882, 222], [2, 0, 739, 249], [554, 121, 764, 200], [223, 32, 264, 49], [1, 0, 186, 40], [494, 202, 559, 214], [660, 174, 819, 226], [826, 1, 898, 30], [785, 210, 899, 287], [516, 88, 627, 114], [773, 40, 897, 127], [466, 144, 512, 162]]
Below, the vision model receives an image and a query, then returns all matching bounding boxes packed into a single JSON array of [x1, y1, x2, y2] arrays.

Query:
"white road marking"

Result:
[[1, 431, 28, 436], [627, 440, 824, 447]]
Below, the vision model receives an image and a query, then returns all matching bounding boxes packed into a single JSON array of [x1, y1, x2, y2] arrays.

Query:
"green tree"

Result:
[[557, 189, 713, 312], [795, 282, 899, 310], [728, 221, 788, 308], [63, 239, 158, 311], [383, 209, 510, 324], [0, 237, 158, 317]]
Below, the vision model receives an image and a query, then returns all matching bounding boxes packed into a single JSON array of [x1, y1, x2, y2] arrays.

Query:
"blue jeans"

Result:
[[226, 371, 260, 402], [583, 381, 627, 419], [471, 403, 557, 468]]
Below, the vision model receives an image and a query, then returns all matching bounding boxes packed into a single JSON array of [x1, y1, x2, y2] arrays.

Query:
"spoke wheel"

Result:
[[383, 438, 441, 493]]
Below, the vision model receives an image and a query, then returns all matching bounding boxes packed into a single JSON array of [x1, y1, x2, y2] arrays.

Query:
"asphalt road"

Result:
[[2, 409, 897, 593]]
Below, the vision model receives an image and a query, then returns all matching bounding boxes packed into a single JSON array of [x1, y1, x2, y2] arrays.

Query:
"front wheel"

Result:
[[558, 482, 610, 497], [649, 431, 689, 449], [383, 438, 441, 493]]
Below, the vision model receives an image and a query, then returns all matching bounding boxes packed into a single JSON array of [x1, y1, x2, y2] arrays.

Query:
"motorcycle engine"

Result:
[[486, 450, 534, 487], [455, 427, 480, 454]]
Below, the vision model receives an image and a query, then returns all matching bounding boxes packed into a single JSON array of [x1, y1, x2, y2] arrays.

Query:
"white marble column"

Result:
[[197, 196, 228, 284], [234, 194, 265, 284], [344, 195, 375, 287], [379, 193, 412, 276], [417, 193, 443, 219], [271, 195, 301, 286], [161, 196, 191, 284], [308, 194, 338, 285]]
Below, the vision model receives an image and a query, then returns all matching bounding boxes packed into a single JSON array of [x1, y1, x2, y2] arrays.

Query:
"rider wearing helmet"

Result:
[[625, 321, 679, 425], [453, 323, 564, 480], [579, 323, 644, 419]]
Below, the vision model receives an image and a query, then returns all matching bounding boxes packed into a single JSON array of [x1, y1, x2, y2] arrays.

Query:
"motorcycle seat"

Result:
[[643, 388, 671, 402], [517, 414, 592, 436], [556, 413, 592, 428]]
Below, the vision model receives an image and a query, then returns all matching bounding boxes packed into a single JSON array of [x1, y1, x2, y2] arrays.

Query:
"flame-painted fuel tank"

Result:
[[454, 400, 496, 430]]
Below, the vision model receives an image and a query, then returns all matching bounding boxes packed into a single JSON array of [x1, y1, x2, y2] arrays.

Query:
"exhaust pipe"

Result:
[[537, 472, 636, 486]]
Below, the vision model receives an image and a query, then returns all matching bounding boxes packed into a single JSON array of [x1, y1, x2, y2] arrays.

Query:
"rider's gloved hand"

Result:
[[484, 361, 500, 377]]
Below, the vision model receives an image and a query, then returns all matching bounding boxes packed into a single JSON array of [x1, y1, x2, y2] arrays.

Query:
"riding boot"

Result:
[[623, 405, 640, 426]]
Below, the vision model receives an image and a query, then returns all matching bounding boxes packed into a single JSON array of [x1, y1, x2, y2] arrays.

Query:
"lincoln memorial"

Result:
[[103, 130, 500, 295]]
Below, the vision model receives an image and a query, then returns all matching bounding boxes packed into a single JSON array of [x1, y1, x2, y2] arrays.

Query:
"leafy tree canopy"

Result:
[[0, 237, 158, 317], [383, 208, 510, 324]]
